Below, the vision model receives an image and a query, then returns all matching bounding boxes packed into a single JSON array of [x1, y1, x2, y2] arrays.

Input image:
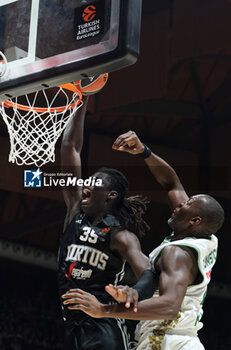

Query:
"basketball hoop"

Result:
[[0, 51, 8, 78], [0, 84, 83, 167]]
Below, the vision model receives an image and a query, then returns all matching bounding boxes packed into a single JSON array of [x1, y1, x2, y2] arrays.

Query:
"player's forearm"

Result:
[[101, 297, 178, 321], [144, 152, 180, 191], [62, 96, 88, 151], [133, 269, 158, 300]]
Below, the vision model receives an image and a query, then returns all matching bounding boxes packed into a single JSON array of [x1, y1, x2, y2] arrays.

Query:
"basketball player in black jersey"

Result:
[[59, 97, 156, 350]]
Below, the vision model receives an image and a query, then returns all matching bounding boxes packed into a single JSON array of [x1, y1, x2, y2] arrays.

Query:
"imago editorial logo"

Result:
[[82, 5, 97, 22]]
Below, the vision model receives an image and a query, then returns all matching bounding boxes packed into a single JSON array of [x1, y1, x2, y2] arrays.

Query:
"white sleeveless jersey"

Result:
[[136, 235, 218, 350]]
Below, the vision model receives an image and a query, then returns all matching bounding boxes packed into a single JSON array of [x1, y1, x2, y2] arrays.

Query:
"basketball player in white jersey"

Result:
[[62, 130, 224, 350]]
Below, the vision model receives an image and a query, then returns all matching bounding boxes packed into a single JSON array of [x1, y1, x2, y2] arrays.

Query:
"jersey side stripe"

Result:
[[113, 260, 126, 286], [116, 318, 131, 350]]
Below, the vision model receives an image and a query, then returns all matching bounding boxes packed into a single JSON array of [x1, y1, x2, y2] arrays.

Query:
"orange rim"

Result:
[[2, 83, 82, 113]]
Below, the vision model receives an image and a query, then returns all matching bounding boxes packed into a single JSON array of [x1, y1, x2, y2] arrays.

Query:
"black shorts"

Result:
[[64, 317, 138, 350]]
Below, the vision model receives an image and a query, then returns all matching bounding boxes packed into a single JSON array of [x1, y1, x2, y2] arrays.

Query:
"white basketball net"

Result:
[[0, 85, 82, 167]]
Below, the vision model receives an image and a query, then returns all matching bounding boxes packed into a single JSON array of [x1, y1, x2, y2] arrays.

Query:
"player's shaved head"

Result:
[[191, 194, 224, 234]]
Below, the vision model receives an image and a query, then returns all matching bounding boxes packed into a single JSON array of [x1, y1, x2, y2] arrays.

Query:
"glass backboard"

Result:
[[0, 0, 142, 102]]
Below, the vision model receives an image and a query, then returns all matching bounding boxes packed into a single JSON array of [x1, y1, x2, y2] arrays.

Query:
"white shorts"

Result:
[[136, 333, 205, 350]]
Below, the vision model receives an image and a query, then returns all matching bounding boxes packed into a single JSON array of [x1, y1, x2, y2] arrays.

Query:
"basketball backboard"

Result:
[[0, 0, 142, 102]]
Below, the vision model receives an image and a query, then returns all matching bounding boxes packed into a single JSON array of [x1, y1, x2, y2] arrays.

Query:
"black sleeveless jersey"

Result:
[[58, 212, 125, 324]]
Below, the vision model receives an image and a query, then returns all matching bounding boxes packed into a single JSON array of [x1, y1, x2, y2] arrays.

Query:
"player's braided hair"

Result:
[[98, 167, 150, 237]]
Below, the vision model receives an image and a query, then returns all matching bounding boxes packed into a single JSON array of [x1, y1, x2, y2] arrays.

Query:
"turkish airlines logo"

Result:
[[82, 5, 97, 22]]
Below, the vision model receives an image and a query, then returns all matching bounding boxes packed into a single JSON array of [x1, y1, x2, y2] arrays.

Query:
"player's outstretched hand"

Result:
[[62, 289, 103, 318], [112, 130, 144, 155], [105, 284, 139, 312]]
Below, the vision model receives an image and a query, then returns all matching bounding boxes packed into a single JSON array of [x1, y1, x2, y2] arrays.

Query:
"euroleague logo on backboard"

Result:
[[82, 5, 97, 22]]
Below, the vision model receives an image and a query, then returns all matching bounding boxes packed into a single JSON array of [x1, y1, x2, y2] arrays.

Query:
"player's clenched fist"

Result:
[[112, 131, 144, 155]]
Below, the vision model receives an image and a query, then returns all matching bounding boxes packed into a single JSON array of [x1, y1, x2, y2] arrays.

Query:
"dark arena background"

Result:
[[0, 0, 231, 349]]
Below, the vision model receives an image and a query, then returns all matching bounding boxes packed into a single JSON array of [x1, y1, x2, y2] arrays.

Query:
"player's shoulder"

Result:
[[161, 244, 193, 258], [111, 228, 139, 240], [159, 244, 196, 270], [110, 229, 140, 249]]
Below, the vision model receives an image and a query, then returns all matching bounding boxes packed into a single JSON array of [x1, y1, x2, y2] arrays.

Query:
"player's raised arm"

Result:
[[112, 131, 189, 210], [61, 96, 88, 215]]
